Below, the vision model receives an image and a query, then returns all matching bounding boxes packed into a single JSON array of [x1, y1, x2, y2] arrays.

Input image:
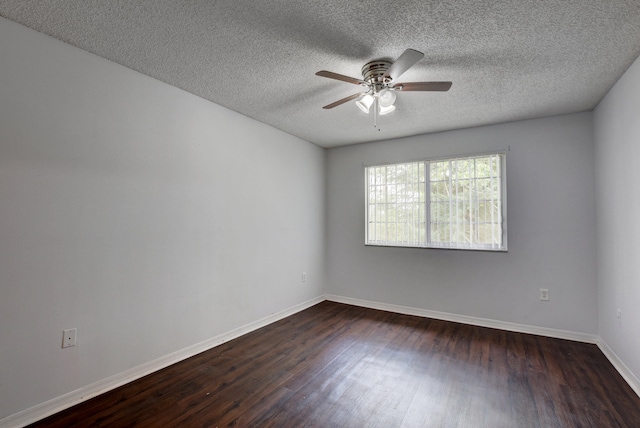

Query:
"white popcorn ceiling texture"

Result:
[[1, 0, 639, 147]]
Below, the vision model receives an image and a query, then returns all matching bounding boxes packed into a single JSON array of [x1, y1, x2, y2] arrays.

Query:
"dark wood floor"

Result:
[[29, 301, 640, 427]]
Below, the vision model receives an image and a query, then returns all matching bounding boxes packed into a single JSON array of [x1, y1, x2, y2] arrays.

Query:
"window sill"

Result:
[[365, 243, 508, 252]]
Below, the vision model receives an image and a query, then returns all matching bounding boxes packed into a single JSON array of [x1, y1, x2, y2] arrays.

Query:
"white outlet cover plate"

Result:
[[540, 289, 549, 301], [62, 328, 77, 348]]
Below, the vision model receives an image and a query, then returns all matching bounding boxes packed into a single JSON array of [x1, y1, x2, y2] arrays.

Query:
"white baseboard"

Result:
[[325, 294, 598, 343], [0, 296, 325, 428], [597, 339, 640, 398]]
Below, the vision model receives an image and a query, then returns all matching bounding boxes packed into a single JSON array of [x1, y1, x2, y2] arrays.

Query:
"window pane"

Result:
[[427, 154, 504, 250], [365, 161, 424, 246], [430, 161, 443, 181]]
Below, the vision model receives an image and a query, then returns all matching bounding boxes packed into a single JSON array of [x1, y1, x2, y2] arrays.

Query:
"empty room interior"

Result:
[[1, 1, 640, 427]]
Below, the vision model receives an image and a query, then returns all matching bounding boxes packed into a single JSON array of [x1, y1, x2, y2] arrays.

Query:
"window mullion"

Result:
[[395, 165, 399, 244], [405, 164, 409, 245], [470, 157, 474, 246], [449, 160, 453, 247], [425, 161, 430, 247], [372, 168, 377, 244], [492, 156, 499, 248], [384, 166, 388, 245]]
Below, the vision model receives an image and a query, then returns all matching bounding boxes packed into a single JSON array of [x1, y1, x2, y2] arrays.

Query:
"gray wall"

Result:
[[0, 17, 325, 420], [326, 113, 598, 334], [594, 55, 640, 383]]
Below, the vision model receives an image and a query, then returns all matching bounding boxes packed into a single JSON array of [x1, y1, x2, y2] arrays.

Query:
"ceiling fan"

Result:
[[316, 49, 452, 130]]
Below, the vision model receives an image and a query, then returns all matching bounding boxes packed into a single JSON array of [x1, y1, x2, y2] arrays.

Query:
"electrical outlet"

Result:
[[539, 289, 549, 301], [62, 328, 77, 348], [302, 272, 307, 282]]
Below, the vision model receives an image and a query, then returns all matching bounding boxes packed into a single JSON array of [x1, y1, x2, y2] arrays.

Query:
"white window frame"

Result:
[[365, 152, 507, 251]]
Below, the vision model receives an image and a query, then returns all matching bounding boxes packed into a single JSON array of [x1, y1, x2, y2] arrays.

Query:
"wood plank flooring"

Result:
[[28, 301, 640, 427]]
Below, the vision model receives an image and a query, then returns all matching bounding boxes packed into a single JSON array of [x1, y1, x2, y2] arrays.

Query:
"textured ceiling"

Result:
[[1, 1, 640, 148]]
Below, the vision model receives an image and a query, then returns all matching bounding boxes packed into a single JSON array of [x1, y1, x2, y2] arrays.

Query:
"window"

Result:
[[365, 152, 506, 251]]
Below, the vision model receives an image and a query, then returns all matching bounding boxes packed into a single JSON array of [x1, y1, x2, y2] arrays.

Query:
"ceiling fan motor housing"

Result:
[[362, 60, 393, 89]]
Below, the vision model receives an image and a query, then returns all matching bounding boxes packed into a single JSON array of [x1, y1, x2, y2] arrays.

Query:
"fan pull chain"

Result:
[[373, 96, 380, 131]]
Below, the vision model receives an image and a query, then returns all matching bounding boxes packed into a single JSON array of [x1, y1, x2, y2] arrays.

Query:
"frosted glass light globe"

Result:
[[356, 94, 374, 113], [378, 89, 396, 108]]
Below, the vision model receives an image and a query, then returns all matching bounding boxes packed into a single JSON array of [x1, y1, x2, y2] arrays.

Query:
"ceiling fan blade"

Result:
[[392, 81, 452, 91], [385, 49, 425, 81], [316, 70, 366, 86], [322, 92, 365, 109]]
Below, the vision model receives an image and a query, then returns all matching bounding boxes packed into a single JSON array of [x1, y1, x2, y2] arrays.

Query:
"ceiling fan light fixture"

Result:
[[378, 88, 396, 108], [356, 94, 374, 113], [378, 104, 396, 115]]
